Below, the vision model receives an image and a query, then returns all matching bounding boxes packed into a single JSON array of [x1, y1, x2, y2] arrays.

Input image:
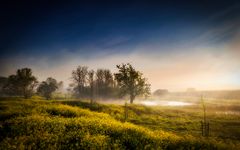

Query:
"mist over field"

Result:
[[0, 0, 240, 149]]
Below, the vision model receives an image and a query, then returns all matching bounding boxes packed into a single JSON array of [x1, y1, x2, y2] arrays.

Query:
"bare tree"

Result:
[[103, 69, 114, 97], [96, 69, 104, 98], [87, 70, 94, 103], [72, 66, 88, 98], [95, 69, 115, 98]]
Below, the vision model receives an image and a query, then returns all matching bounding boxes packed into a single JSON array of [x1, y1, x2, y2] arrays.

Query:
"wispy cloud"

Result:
[[1, 5, 240, 92]]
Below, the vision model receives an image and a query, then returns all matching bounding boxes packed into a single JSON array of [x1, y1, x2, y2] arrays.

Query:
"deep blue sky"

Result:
[[1, 0, 240, 91], [1, 0, 239, 57]]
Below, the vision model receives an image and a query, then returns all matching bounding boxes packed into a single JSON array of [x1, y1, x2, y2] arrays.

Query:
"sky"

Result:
[[0, 0, 240, 92]]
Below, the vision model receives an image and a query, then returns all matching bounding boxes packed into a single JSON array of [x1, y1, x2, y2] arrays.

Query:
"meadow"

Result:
[[0, 97, 239, 149]]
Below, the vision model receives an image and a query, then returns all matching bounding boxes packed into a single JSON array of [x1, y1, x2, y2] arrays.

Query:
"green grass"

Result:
[[0, 97, 239, 149], [58, 99, 240, 141]]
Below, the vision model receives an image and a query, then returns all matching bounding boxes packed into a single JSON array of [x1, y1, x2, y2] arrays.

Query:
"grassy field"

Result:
[[0, 97, 239, 149]]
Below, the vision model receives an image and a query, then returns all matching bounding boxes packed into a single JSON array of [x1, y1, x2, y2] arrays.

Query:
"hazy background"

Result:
[[1, 0, 240, 91]]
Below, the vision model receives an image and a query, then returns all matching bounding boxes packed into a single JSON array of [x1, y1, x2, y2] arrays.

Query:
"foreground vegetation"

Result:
[[0, 97, 239, 149], [59, 98, 240, 141]]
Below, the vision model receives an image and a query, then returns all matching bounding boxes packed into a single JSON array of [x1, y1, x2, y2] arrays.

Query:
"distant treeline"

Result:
[[69, 66, 120, 101], [153, 89, 240, 100], [0, 63, 150, 103], [172, 90, 240, 100]]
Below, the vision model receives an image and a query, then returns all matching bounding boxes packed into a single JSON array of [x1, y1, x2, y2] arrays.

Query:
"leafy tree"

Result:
[[37, 77, 59, 100], [4, 68, 38, 98], [114, 63, 150, 104], [72, 66, 88, 98]]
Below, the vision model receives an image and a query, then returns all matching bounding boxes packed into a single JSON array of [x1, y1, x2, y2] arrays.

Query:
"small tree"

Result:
[[37, 77, 58, 100], [114, 63, 150, 104], [201, 95, 209, 137], [4, 68, 38, 98]]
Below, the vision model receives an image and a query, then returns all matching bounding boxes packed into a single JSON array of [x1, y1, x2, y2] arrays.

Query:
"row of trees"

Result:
[[70, 66, 118, 102], [0, 63, 151, 103], [0, 68, 62, 99]]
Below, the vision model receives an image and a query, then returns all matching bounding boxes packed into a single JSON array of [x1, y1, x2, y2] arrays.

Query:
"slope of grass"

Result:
[[0, 97, 239, 149], [58, 99, 240, 141]]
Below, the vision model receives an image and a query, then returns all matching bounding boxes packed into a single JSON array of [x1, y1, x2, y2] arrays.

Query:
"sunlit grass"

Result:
[[0, 97, 239, 149]]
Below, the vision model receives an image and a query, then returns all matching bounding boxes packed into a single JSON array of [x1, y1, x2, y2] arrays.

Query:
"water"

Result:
[[139, 100, 193, 106]]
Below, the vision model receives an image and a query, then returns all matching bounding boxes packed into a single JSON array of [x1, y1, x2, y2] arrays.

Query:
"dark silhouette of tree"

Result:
[[95, 69, 115, 98], [0, 77, 8, 96], [103, 69, 114, 96], [87, 70, 95, 103], [37, 77, 59, 100], [153, 89, 168, 97], [96, 69, 105, 98], [57, 81, 64, 93], [72, 66, 88, 98], [4, 68, 37, 99], [114, 63, 150, 104]]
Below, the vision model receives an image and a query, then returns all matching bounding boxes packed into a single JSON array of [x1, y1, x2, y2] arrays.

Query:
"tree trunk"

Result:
[[24, 94, 28, 99], [78, 86, 81, 98], [90, 85, 93, 104], [23, 87, 28, 99], [24, 92, 29, 99], [130, 94, 135, 104]]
